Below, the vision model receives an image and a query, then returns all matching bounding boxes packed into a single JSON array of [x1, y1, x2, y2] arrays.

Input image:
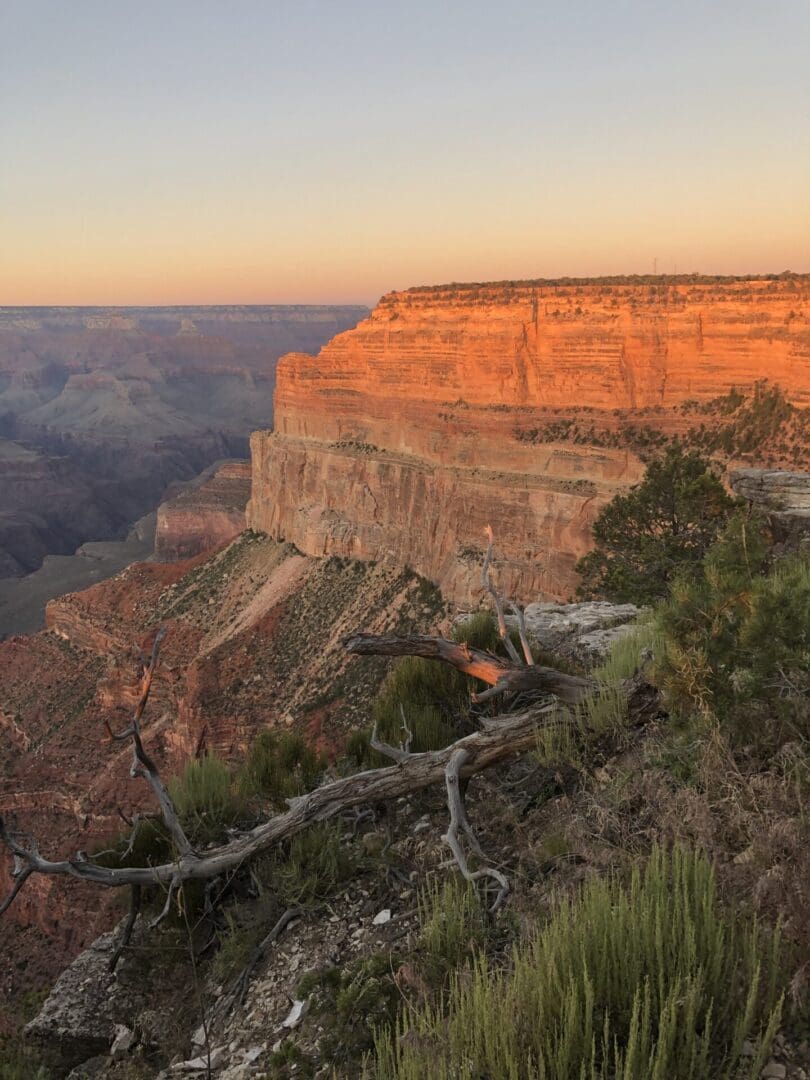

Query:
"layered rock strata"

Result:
[[249, 277, 810, 602], [154, 460, 251, 561]]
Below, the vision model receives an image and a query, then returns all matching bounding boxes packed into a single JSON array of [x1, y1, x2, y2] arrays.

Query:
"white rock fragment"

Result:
[[372, 908, 392, 925], [110, 1023, 135, 1058], [170, 1046, 225, 1072], [282, 999, 305, 1029]]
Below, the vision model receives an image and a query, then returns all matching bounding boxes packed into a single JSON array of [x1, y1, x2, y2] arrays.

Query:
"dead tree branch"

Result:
[[105, 627, 193, 858], [481, 525, 523, 665], [0, 704, 563, 909], [343, 633, 594, 707], [443, 748, 509, 913]]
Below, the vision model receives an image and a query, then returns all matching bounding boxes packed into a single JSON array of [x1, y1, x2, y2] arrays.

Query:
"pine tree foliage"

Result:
[[658, 514, 810, 747], [576, 445, 736, 605]]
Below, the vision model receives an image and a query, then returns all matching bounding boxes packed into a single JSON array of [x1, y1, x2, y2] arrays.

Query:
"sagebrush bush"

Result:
[[417, 875, 489, 979], [169, 752, 243, 845], [372, 845, 782, 1079], [352, 612, 501, 766], [238, 729, 324, 808], [534, 617, 661, 767], [262, 821, 356, 907]]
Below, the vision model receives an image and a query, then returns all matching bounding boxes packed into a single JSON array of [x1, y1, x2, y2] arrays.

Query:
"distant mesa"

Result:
[[0, 303, 369, 586]]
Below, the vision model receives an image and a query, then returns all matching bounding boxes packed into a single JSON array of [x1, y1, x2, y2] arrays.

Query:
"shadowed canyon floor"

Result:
[[0, 304, 368, 582]]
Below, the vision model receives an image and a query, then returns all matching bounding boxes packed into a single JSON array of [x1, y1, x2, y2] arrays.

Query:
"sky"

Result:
[[1, 0, 808, 306]]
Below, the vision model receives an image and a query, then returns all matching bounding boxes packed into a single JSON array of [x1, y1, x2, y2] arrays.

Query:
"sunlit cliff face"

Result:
[[249, 276, 810, 603]]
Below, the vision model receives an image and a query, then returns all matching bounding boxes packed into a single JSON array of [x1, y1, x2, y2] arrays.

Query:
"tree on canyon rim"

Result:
[[576, 444, 736, 606]]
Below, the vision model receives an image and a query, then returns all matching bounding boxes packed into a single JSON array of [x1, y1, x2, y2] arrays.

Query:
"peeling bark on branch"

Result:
[[343, 632, 595, 707]]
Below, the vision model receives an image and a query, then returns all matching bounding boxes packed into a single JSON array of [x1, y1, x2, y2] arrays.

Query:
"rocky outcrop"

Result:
[[24, 925, 140, 1071], [249, 277, 810, 602], [731, 468, 810, 546], [505, 601, 643, 665], [154, 460, 251, 562], [731, 468, 810, 512]]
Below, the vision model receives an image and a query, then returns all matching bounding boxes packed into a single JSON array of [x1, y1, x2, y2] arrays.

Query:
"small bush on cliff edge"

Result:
[[576, 444, 736, 605], [348, 612, 502, 766]]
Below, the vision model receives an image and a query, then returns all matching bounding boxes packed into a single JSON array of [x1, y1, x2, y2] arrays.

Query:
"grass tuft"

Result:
[[372, 844, 782, 1079]]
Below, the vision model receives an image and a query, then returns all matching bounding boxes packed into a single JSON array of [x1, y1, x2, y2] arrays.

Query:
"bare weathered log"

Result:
[[343, 632, 595, 707], [0, 704, 559, 907]]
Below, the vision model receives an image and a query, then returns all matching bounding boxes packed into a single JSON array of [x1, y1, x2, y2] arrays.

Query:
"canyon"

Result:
[[0, 305, 368, 582], [250, 275, 810, 602], [1, 275, 809, 1037]]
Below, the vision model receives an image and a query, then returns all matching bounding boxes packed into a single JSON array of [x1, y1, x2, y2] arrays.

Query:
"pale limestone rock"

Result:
[[504, 601, 642, 664]]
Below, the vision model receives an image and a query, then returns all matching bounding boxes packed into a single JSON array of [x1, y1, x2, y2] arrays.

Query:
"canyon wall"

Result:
[[154, 460, 251, 561], [249, 277, 810, 602]]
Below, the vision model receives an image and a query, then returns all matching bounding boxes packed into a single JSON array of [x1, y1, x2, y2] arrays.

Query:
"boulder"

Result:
[[731, 469, 810, 548], [505, 601, 643, 665], [25, 923, 144, 1073]]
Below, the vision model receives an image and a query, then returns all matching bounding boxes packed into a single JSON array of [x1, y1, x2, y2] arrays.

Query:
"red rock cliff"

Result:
[[248, 277, 810, 602]]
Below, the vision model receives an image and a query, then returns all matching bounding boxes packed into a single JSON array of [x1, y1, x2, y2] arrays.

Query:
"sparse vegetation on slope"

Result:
[[373, 845, 783, 1080]]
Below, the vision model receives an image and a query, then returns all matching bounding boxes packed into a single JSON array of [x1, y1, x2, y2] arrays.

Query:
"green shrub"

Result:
[[303, 953, 402, 1070], [169, 752, 243, 845], [262, 821, 357, 908], [92, 816, 172, 870], [534, 617, 661, 767], [238, 730, 324, 808], [0, 1044, 50, 1080], [576, 445, 736, 605], [372, 845, 782, 1079], [417, 875, 489, 979], [351, 613, 502, 766], [658, 514, 810, 748]]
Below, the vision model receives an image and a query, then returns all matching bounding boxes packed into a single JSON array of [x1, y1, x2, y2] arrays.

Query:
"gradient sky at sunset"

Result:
[[2, 0, 808, 305]]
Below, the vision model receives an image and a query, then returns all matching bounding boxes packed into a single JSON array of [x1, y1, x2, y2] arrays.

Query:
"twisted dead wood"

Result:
[[0, 703, 559, 908], [342, 632, 594, 707]]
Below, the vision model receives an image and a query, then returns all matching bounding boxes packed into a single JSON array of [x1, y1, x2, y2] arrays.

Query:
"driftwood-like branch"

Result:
[[105, 628, 193, 858], [343, 633, 594, 707], [443, 748, 509, 913], [509, 601, 535, 667], [0, 704, 560, 908], [482, 525, 523, 666]]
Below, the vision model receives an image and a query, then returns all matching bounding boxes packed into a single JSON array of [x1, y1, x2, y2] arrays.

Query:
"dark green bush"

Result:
[[169, 752, 244, 845], [238, 730, 324, 809], [576, 445, 736, 605], [350, 613, 502, 767], [658, 514, 810, 749]]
